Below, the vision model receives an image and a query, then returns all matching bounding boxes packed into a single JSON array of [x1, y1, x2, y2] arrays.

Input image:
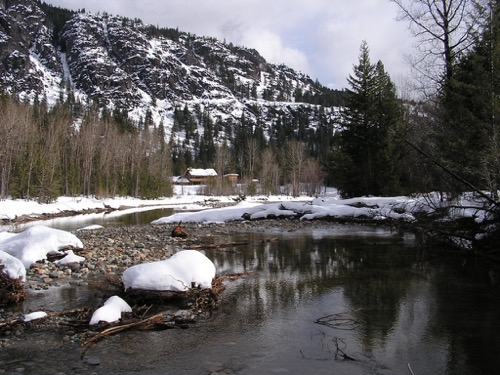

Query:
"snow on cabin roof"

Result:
[[186, 168, 218, 177]]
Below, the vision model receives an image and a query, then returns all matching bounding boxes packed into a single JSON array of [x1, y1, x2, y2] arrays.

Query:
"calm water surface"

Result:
[[2, 207, 175, 232], [2, 213, 499, 375]]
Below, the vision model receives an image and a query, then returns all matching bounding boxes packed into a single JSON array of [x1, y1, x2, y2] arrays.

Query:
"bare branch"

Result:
[[391, 0, 482, 94]]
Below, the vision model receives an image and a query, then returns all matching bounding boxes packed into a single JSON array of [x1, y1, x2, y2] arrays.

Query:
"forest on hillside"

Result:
[[0, 92, 331, 201]]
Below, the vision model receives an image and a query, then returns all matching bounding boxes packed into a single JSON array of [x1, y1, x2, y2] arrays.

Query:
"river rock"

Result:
[[84, 356, 101, 366], [49, 271, 64, 279]]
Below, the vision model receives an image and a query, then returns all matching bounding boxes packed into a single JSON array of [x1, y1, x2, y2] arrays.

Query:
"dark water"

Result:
[[2, 221, 500, 374]]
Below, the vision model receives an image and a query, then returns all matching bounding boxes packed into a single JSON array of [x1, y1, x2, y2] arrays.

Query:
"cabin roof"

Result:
[[185, 168, 218, 177]]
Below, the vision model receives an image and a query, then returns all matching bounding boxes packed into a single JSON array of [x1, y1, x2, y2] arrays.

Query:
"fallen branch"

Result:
[[0, 318, 22, 331], [82, 312, 193, 348], [393, 131, 500, 210], [332, 337, 356, 361], [315, 312, 357, 330], [408, 362, 415, 375], [185, 238, 279, 251], [0, 266, 26, 305]]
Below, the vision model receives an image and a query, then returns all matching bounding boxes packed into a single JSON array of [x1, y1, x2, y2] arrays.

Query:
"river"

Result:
[[1, 210, 499, 374]]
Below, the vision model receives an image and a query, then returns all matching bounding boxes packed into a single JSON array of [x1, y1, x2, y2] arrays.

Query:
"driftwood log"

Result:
[[80, 274, 248, 351], [82, 312, 194, 349], [186, 238, 278, 250]]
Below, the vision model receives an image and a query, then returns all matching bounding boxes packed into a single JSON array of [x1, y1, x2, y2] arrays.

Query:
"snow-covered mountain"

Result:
[[0, 0, 343, 141]]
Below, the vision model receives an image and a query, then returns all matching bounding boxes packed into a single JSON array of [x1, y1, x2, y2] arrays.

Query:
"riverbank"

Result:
[[0, 212, 493, 329], [1, 220, 332, 301], [27, 219, 347, 286]]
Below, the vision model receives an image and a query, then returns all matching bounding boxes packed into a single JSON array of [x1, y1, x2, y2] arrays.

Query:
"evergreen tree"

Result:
[[435, 0, 500, 193], [331, 41, 403, 197], [372, 61, 403, 195]]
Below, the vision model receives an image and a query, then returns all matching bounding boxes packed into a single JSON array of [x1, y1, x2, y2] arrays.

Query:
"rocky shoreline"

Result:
[[0, 220, 333, 310], [5, 218, 391, 294], [0, 223, 214, 348]]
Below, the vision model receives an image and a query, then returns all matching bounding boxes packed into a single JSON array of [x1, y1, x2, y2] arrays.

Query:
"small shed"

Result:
[[224, 174, 239, 184], [184, 168, 218, 184]]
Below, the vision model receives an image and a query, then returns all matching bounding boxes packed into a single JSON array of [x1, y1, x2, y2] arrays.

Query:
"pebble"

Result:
[[49, 271, 63, 279], [84, 356, 101, 366]]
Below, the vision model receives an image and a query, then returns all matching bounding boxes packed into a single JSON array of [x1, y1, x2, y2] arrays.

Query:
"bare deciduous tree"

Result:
[[78, 112, 99, 196], [259, 148, 281, 195], [392, 0, 485, 95], [214, 144, 233, 195], [245, 138, 260, 182], [285, 139, 308, 197], [302, 158, 326, 196], [0, 100, 27, 198]]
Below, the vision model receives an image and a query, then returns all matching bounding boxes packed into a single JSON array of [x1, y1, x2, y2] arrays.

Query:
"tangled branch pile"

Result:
[[0, 265, 25, 305]]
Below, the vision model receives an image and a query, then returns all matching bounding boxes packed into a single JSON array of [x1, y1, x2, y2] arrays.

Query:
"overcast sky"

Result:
[[42, 0, 415, 90]]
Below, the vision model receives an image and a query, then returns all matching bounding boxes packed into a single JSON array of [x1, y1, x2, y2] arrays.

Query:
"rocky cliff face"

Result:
[[0, 0, 342, 140], [0, 0, 61, 95]]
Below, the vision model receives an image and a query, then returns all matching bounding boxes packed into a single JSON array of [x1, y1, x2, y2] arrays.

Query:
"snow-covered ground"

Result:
[[0, 185, 316, 222], [1, 186, 490, 227], [0, 186, 220, 222]]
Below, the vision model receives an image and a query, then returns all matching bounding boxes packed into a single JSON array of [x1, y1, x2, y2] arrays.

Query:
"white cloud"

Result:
[[240, 29, 311, 75]]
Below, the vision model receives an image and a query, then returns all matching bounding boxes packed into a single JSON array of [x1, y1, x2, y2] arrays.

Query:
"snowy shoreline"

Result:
[[0, 185, 318, 226], [1, 189, 495, 289]]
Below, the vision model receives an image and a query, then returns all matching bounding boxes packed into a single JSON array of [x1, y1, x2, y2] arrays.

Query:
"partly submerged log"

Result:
[[80, 276, 246, 349]]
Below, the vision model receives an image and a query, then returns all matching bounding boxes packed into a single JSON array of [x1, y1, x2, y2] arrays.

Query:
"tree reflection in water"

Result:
[[207, 227, 500, 375]]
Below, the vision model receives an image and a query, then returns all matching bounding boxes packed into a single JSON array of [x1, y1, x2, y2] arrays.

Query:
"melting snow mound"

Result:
[[54, 250, 85, 265], [23, 311, 48, 322], [90, 295, 132, 325], [0, 225, 83, 269], [122, 250, 216, 292], [0, 250, 26, 281]]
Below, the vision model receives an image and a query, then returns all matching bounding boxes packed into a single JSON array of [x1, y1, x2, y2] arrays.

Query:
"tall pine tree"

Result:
[[331, 41, 403, 197], [435, 0, 500, 194]]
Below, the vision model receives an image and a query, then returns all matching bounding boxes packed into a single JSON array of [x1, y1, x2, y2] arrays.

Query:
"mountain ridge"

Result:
[[0, 0, 344, 151]]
